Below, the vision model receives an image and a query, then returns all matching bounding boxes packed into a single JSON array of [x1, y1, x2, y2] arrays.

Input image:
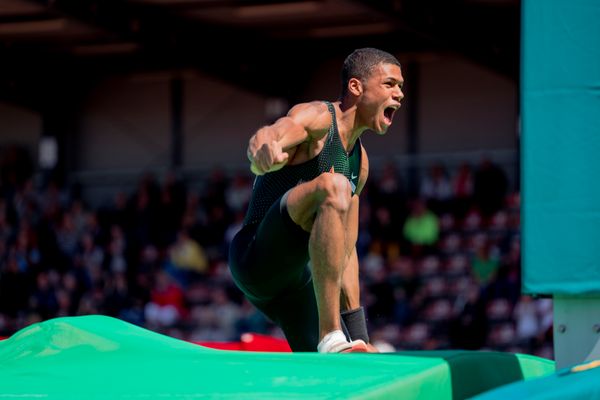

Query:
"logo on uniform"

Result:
[[349, 173, 358, 193]]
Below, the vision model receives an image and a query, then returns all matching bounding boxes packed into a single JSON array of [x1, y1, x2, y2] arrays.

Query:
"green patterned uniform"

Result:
[[243, 101, 361, 226], [229, 101, 362, 352]]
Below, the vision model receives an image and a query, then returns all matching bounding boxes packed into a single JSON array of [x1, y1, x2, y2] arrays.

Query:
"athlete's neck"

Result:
[[335, 100, 368, 153]]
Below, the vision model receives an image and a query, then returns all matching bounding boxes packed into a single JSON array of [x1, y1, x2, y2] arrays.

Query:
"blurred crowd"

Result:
[[0, 152, 553, 358]]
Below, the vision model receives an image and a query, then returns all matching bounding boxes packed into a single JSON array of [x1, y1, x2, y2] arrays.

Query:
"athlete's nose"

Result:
[[394, 85, 404, 101]]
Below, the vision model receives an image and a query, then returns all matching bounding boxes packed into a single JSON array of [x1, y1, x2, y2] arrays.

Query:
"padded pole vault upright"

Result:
[[522, 0, 600, 369]]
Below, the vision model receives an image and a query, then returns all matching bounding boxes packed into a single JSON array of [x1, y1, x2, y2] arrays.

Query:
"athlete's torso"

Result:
[[243, 101, 362, 226]]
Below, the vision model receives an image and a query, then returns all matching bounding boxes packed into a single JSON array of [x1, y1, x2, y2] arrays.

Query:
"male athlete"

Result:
[[229, 48, 404, 352]]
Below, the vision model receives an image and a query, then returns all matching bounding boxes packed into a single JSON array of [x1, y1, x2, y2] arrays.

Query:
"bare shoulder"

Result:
[[287, 101, 332, 139], [356, 145, 370, 195]]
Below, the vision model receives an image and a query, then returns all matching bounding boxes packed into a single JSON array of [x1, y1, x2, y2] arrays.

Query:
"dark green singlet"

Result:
[[244, 101, 362, 226]]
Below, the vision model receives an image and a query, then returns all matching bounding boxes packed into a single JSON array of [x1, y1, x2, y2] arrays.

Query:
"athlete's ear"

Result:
[[348, 78, 362, 96]]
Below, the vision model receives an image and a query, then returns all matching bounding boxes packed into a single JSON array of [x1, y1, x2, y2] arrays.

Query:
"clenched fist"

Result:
[[249, 140, 289, 175]]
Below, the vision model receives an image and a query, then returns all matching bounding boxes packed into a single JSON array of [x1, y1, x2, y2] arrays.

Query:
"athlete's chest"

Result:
[[288, 135, 361, 193], [286, 136, 327, 166]]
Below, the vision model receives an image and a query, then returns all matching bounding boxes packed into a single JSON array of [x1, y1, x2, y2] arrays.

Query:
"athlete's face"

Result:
[[358, 63, 404, 135]]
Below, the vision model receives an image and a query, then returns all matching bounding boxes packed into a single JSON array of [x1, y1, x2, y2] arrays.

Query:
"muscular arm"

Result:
[[247, 101, 331, 175]]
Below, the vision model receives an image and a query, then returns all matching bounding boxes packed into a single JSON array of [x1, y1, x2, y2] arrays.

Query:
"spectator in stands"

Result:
[[481, 262, 521, 308], [69, 199, 89, 237], [225, 173, 252, 214], [513, 295, 540, 346], [420, 162, 452, 215], [145, 270, 186, 328], [129, 172, 161, 247], [104, 225, 127, 274], [362, 240, 385, 280], [0, 251, 30, 319], [365, 267, 396, 327], [99, 191, 129, 232], [0, 200, 14, 244], [76, 232, 103, 285], [448, 282, 488, 350], [234, 298, 273, 338], [55, 212, 79, 265], [388, 255, 419, 303], [451, 162, 474, 219], [371, 205, 400, 244], [224, 211, 245, 248], [12, 179, 39, 227], [104, 272, 131, 318], [402, 198, 440, 256], [40, 180, 66, 222], [180, 192, 203, 241], [474, 158, 508, 217], [166, 228, 208, 286], [470, 239, 500, 286], [14, 224, 41, 272], [77, 285, 103, 316], [61, 271, 83, 315], [211, 287, 242, 341], [30, 271, 59, 320], [368, 161, 407, 231]]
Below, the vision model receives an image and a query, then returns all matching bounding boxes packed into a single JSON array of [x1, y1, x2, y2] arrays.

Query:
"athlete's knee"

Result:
[[315, 173, 352, 213]]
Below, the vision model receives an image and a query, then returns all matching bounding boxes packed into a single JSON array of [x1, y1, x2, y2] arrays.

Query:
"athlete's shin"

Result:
[[308, 174, 352, 340]]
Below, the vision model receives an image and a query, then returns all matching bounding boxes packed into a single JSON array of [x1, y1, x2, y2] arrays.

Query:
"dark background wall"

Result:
[[0, 0, 521, 205]]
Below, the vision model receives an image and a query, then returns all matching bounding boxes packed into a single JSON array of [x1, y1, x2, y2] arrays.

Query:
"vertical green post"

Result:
[[522, 0, 600, 368]]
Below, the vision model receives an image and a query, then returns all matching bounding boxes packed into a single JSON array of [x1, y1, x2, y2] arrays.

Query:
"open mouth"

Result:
[[383, 106, 397, 126]]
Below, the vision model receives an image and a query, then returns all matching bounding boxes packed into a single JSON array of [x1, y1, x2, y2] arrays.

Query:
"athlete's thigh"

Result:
[[246, 196, 311, 298], [285, 172, 352, 232]]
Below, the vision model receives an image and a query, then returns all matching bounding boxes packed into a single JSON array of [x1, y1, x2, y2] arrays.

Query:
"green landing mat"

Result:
[[0, 316, 554, 399], [473, 359, 600, 400]]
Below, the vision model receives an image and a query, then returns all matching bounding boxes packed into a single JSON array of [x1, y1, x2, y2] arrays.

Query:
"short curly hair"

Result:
[[341, 48, 401, 97]]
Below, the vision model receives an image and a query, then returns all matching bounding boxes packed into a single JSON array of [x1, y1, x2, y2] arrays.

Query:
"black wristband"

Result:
[[341, 306, 369, 343]]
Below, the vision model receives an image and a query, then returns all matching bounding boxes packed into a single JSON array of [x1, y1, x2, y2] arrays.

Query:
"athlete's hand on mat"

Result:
[[366, 343, 380, 353], [250, 140, 289, 175]]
